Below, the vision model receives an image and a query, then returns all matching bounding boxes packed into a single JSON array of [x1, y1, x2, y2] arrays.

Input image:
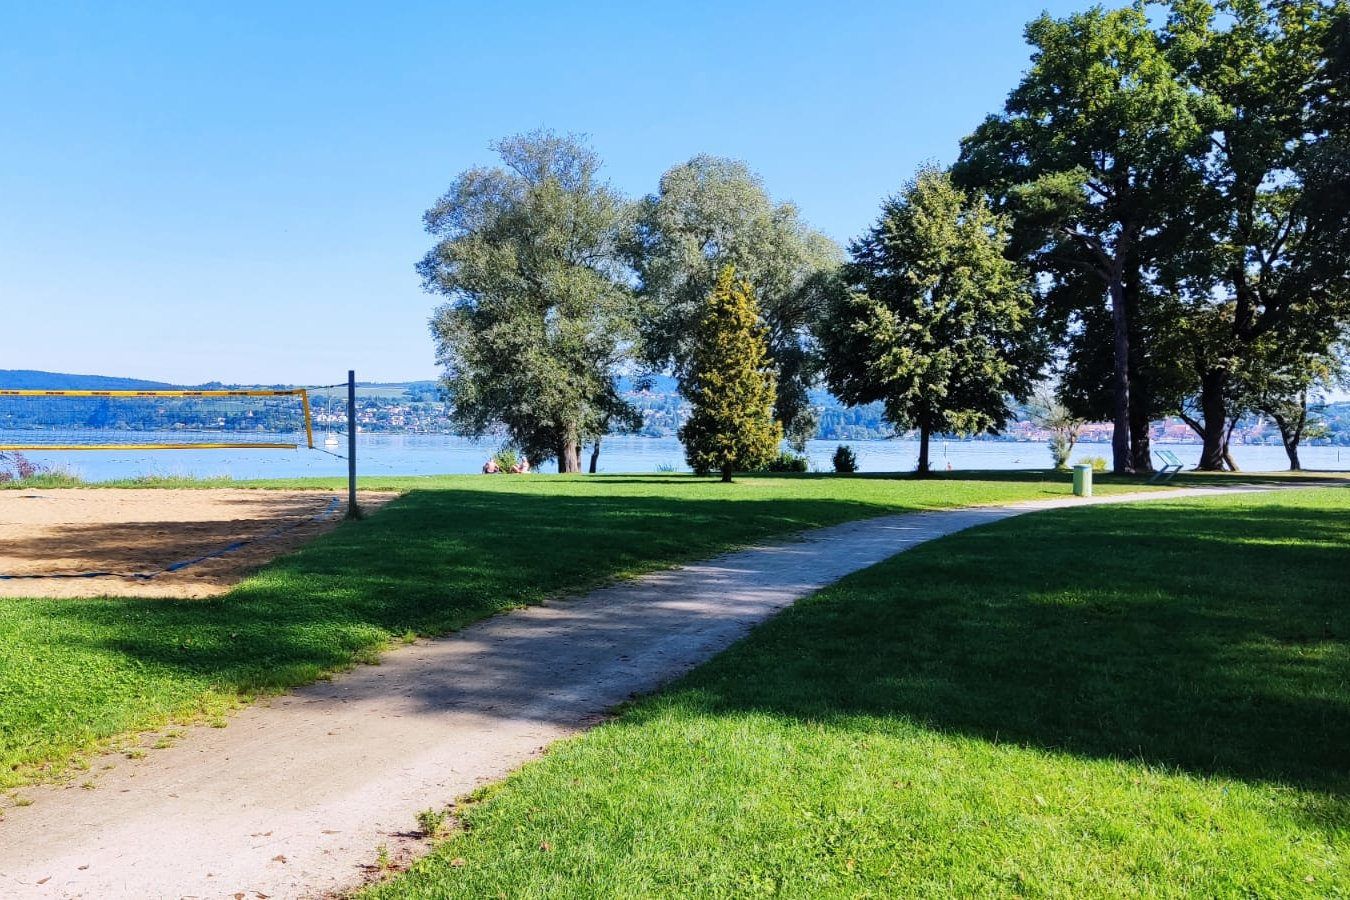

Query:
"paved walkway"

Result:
[[0, 485, 1297, 898]]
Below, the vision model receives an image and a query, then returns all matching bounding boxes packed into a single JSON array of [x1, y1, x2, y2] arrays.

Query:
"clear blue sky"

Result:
[[2, 1, 1090, 385]]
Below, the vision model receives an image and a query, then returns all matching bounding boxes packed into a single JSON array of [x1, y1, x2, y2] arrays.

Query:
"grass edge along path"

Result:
[[1, 472, 1167, 793], [364, 486, 1350, 900]]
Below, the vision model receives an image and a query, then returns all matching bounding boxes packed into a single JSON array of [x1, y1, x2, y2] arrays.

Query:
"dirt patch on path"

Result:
[[0, 488, 396, 599]]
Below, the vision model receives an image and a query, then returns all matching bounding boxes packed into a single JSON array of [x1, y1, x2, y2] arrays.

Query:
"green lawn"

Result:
[[0, 472, 1155, 791], [366, 487, 1350, 899]]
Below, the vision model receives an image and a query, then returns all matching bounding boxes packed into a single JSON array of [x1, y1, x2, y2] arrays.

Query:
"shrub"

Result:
[[493, 448, 519, 472], [1077, 455, 1108, 472], [1047, 434, 1075, 470], [832, 445, 858, 474], [764, 451, 809, 473]]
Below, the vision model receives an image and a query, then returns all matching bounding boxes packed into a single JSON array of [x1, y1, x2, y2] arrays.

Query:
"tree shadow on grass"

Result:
[[673, 498, 1350, 799], [9, 486, 893, 693]]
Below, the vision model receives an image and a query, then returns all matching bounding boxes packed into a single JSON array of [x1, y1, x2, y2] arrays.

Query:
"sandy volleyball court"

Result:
[[0, 488, 394, 598]]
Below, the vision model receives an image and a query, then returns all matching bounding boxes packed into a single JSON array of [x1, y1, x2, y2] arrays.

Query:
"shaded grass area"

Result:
[[368, 487, 1350, 899], [0, 473, 1146, 790]]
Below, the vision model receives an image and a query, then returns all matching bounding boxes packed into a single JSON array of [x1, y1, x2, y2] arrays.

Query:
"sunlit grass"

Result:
[[367, 487, 1350, 898]]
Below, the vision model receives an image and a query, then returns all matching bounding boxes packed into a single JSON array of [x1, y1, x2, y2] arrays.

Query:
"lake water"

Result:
[[5, 431, 1347, 481]]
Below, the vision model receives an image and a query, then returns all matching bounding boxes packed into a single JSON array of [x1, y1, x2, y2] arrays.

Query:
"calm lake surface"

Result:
[[6, 432, 1347, 482]]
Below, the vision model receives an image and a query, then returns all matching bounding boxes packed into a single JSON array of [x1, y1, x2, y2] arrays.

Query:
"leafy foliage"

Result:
[[821, 167, 1042, 474], [1027, 387, 1085, 470], [678, 267, 782, 481], [1077, 455, 1108, 473], [831, 444, 858, 474], [957, 0, 1350, 473], [762, 451, 808, 473], [421, 131, 640, 472], [1155, 0, 1350, 469], [627, 156, 840, 439], [956, 4, 1210, 475]]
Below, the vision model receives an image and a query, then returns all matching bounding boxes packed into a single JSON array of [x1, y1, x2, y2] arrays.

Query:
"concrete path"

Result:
[[0, 485, 1301, 899]]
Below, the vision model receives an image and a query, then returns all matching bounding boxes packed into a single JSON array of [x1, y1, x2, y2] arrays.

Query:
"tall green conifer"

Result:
[[679, 266, 782, 482]]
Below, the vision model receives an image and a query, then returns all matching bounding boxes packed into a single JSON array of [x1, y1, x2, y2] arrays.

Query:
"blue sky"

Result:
[[2, 1, 1090, 385]]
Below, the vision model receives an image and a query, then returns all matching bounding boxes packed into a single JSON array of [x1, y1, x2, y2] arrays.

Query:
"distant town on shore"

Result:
[[3, 369, 1349, 448]]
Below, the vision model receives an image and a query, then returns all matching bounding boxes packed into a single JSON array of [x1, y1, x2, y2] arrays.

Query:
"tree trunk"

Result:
[[917, 423, 931, 476], [1221, 416, 1240, 472], [1271, 399, 1306, 471], [1196, 370, 1228, 471], [1129, 390, 1153, 473], [721, 466, 733, 483], [588, 438, 601, 474], [1108, 279, 1134, 475], [1125, 271, 1152, 473], [556, 427, 581, 474], [1284, 444, 1301, 471]]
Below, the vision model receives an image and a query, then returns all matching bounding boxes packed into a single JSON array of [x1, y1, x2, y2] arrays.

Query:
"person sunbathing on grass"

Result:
[[511, 456, 530, 474], [483, 458, 501, 474]]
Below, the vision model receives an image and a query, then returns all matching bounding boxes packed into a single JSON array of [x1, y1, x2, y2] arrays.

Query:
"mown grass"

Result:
[[366, 487, 1350, 899], [0, 472, 1154, 790]]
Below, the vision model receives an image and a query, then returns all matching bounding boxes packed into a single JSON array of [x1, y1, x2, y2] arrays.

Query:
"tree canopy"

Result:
[[421, 131, 639, 473], [956, 3, 1208, 473], [957, 0, 1350, 472], [626, 156, 840, 447], [419, 3, 1350, 477], [821, 167, 1042, 475]]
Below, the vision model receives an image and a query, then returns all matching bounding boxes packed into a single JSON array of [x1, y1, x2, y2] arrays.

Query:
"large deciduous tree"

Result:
[[1239, 335, 1346, 470], [1157, 0, 1350, 469], [626, 156, 840, 447], [956, 4, 1207, 474], [421, 131, 639, 473], [820, 168, 1042, 476], [679, 265, 782, 482]]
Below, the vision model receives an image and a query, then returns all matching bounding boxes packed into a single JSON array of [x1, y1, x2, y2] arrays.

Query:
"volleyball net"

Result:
[[0, 389, 316, 451]]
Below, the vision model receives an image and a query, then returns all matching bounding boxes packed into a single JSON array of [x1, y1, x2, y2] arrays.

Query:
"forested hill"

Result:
[[0, 370, 178, 391]]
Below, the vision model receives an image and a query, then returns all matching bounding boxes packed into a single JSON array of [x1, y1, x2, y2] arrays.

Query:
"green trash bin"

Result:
[[1073, 463, 1094, 497]]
